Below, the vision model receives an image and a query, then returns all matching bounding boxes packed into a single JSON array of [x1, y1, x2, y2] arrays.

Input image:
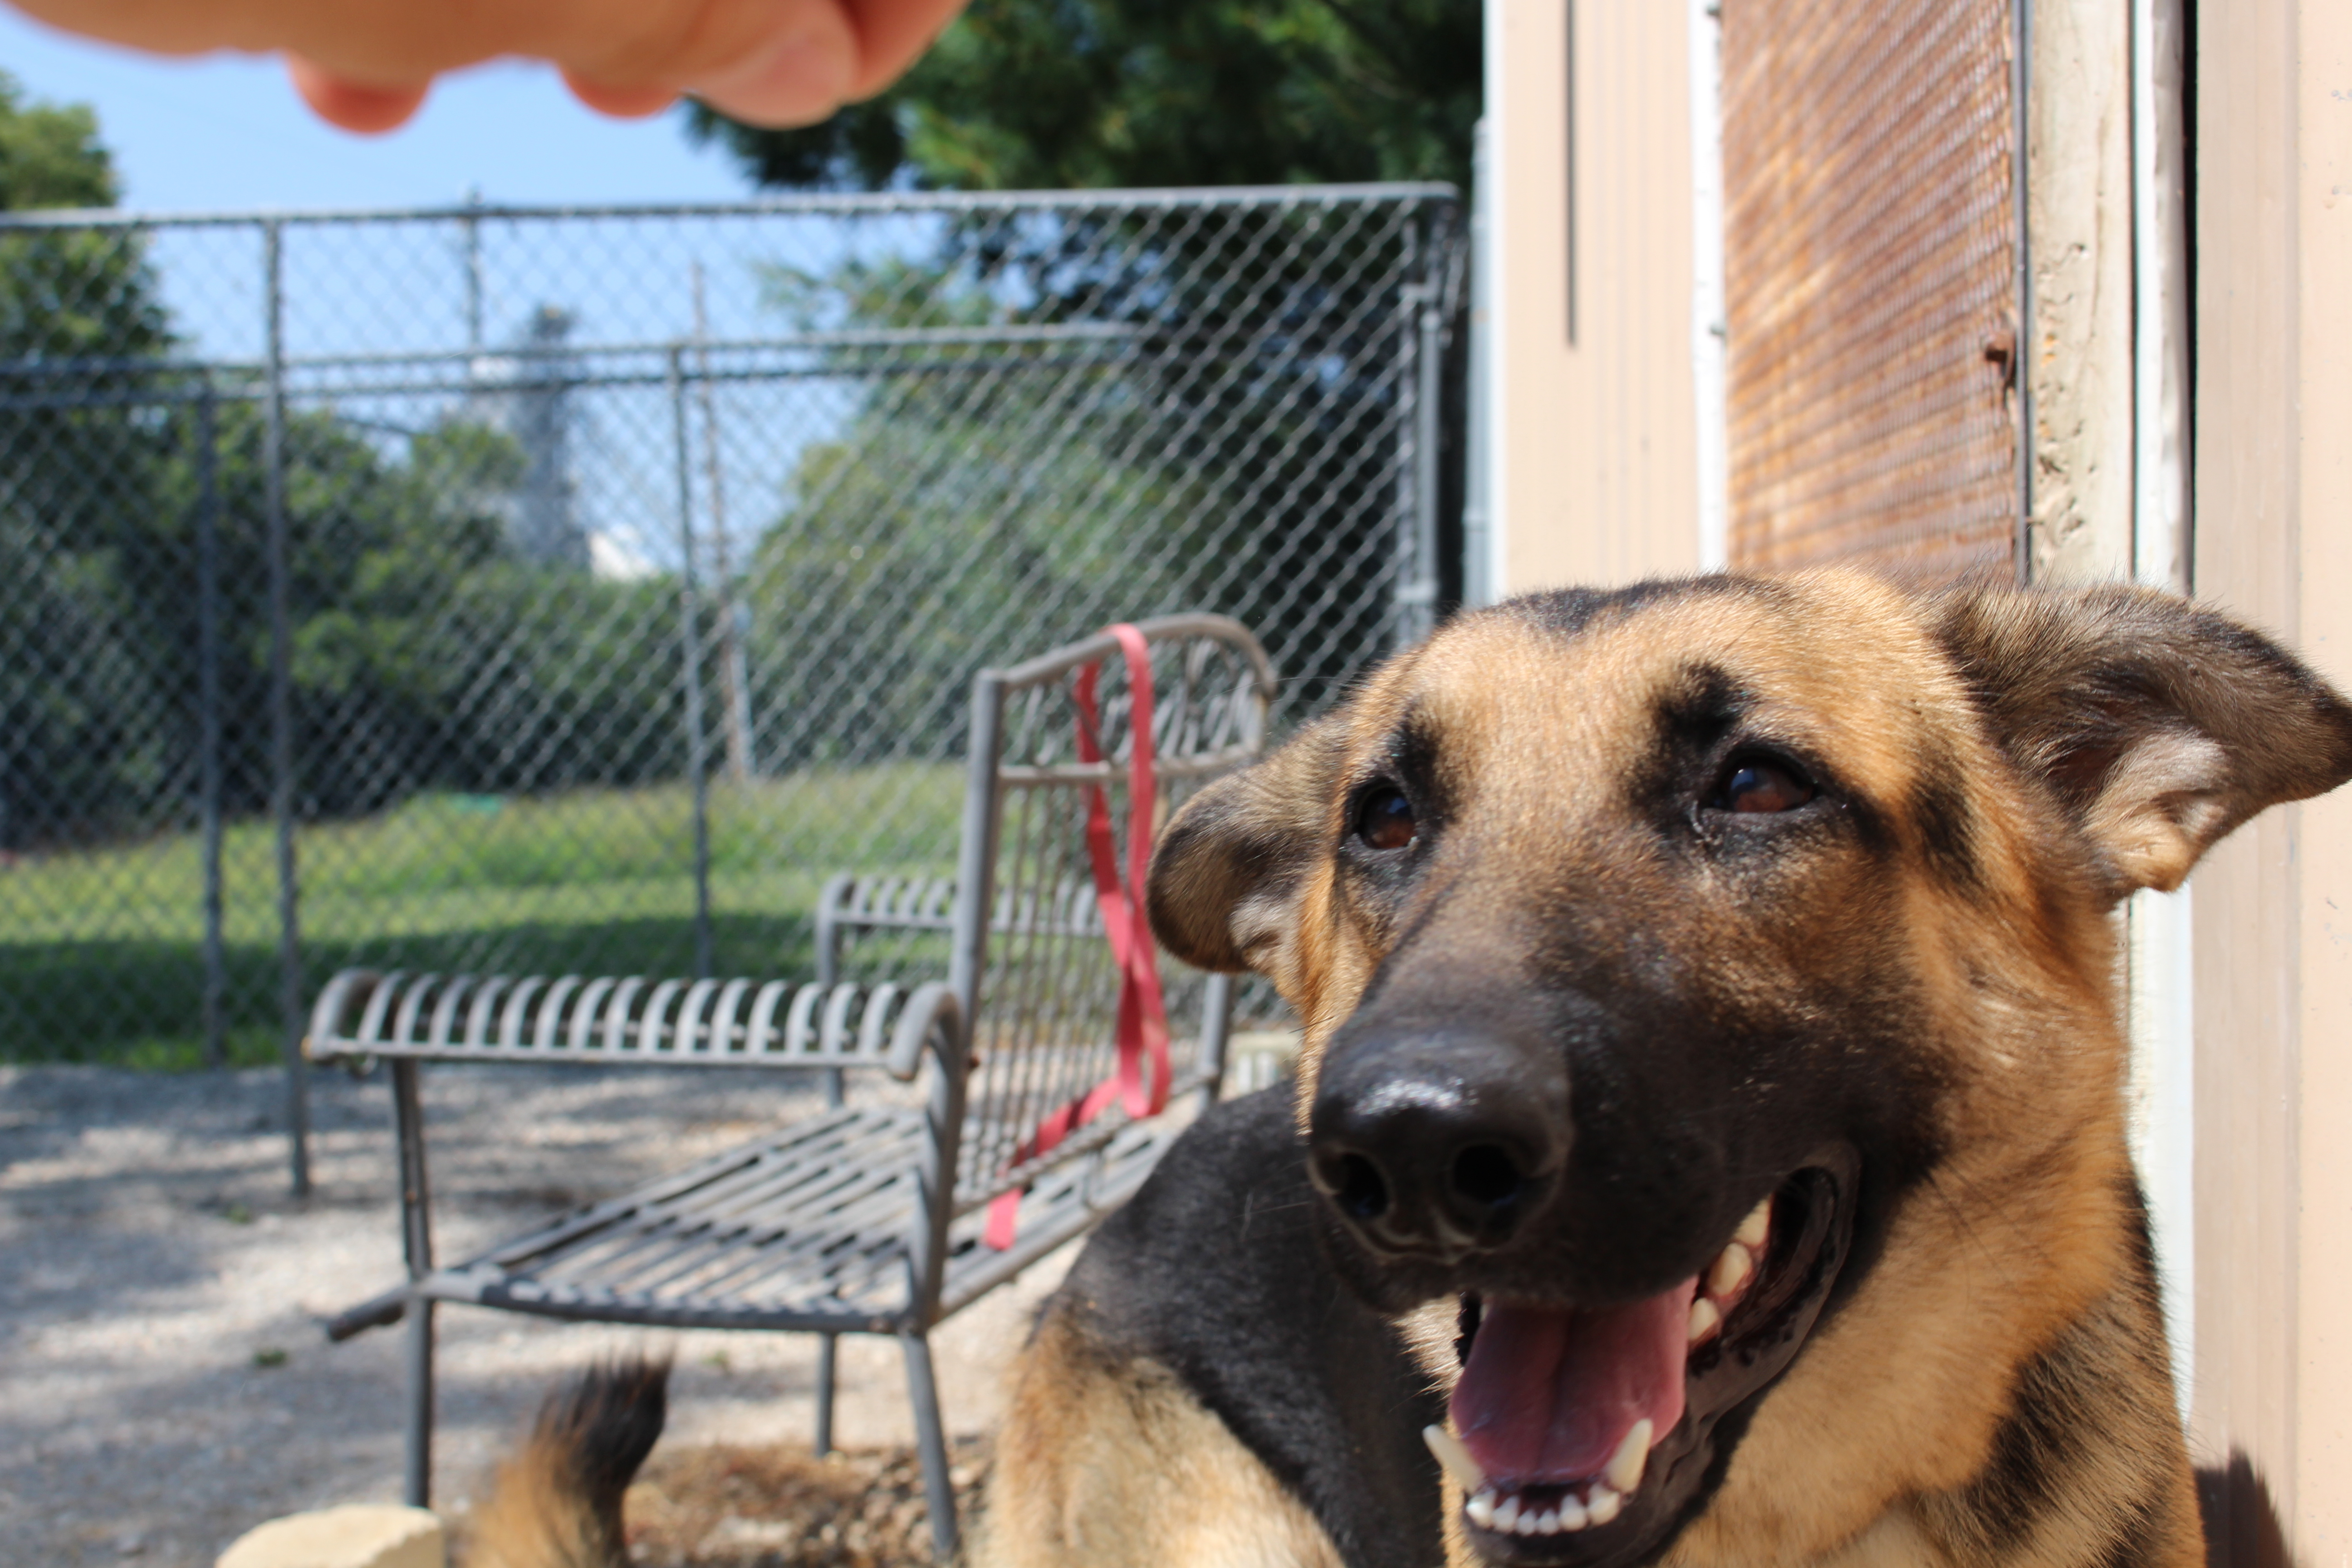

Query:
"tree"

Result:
[[0, 69, 115, 209], [746, 350, 1217, 770], [141, 403, 683, 818], [0, 73, 178, 849], [687, 0, 1478, 192]]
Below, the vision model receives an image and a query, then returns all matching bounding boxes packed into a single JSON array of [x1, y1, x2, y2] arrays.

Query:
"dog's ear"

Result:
[[1930, 583, 2352, 899], [1148, 717, 1347, 972]]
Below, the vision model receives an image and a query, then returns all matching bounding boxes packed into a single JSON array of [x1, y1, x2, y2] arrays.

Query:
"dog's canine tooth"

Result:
[[1557, 1491, 1590, 1531], [1604, 1419, 1652, 1494], [1736, 1195, 1772, 1250], [1585, 1485, 1623, 1525], [1492, 1494, 1522, 1533], [1465, 1487, 1498, 1529], [1708, 1241, 1754, 1298], [1423, 1424, 1487, 1494], [1687, 1294, 1721, 1343]]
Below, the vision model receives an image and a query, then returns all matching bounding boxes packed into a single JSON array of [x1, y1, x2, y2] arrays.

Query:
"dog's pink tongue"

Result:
[[1451, 1286, 1695, 1483]]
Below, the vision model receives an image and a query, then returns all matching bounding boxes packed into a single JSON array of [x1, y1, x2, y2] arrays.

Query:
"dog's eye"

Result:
[[1714, 757, 1815, 814], [1355, 785, 1418, 850]]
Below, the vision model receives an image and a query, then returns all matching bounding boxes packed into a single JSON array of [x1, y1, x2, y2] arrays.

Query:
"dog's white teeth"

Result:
[[1687, 1294, 1721, 1344], [1736, 1195, 1772, 1250], [1423, 1424, 1488, 1494], [1603, 1419, 1652, 1494], [1708, 1240, 1754, 1298], [1469, 1472, 1637, 1538]]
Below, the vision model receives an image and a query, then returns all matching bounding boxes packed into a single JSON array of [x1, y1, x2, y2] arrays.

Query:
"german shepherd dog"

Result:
[[970, 572, 2352, 1568], [475, 572, 2351, 1568]]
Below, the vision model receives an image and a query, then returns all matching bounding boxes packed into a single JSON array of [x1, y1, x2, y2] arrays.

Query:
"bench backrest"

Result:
[[307, 969, 935, 1074], [942, 614, 1273, 1216], [305, 615, 1274, 1233]]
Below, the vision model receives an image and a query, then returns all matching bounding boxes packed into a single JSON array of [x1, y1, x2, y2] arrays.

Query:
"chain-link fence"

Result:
[[0, 186, 1460, 1110]]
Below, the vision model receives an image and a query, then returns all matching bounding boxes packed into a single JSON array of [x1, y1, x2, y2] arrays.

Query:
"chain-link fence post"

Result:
[[263, 220, 312, 1195], [669, 344, 714, 980], [195, 374, 227, 1070]]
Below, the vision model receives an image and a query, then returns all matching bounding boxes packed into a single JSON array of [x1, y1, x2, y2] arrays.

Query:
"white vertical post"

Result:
[[1478, 0, 1510, 597], [2127, 0, 2194, 1421], [2132, 0, 2192, 597], [1465, 117, 1497, 608], [1686, 0, 1729, 573]]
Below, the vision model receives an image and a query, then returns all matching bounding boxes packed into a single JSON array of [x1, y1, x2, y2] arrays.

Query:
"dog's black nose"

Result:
[[1306, 1029, 1568, 1260]]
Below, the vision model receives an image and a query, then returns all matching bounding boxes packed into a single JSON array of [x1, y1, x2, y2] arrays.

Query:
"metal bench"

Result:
[[305, 615, 1274, 1558]]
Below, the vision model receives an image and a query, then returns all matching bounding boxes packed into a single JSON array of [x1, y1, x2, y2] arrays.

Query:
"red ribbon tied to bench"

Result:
[[983, 623, 1171, 1251]]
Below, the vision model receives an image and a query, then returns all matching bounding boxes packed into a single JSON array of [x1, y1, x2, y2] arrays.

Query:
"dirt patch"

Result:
[[614, 1437, 988, 1567]]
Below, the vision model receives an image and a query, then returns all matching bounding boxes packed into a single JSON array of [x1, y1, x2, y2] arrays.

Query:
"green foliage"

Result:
[[0, 70, 164, 367], [687, 0, 1478, 191], [690, 4, 1470, 718], [748, 362, 1213, 765], [0, 77, 681, 853], [142, 403, 695, 819], [1, 366, 676, 844], [0, 74, 180, 852], [0, 69, 115, 210]]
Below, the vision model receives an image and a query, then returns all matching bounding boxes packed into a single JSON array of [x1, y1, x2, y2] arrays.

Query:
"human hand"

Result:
[[7, 0, 969, 133]]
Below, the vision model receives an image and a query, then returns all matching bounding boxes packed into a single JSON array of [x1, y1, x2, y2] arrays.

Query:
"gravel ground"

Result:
[[0, 1063, 1078, 1567]]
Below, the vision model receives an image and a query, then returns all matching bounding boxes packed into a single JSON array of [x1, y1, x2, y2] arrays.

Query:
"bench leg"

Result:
[[403, 1294, 436, 1507], [813, 1333, 838, 1455], [900, 1331, 958, 1561]]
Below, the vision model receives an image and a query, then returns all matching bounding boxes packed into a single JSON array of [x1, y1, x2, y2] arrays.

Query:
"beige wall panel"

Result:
[[1489, 0, 1698, 593], [2192, 0, 2300, 1533], [2194, 0, 2352, 1557], [2291, 0, 2352, 1550]]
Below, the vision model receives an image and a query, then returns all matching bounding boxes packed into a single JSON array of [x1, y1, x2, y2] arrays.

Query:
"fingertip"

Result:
[[286, 57, 428, 135], [841, 0, 972, 100], [688, 12, 858, 128], [561, 71, 680, 120]]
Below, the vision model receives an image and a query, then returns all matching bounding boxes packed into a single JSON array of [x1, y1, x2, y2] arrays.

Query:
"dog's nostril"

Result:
[[1450, 1145, 1523, 1210], [1333, 1153, 1391, 1220]]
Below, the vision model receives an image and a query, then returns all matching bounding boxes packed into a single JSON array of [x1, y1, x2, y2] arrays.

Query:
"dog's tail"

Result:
[[466, 1352, 671, 1568]]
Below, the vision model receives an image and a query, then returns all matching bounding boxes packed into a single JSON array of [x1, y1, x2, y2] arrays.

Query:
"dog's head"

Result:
[[1147, 573, 2352, 1566]]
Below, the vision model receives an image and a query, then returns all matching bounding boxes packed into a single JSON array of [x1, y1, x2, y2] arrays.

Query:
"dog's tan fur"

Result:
[[467, 1355, 669, 1568], [975, 1309, 1348, 1568], [978, 572, 2352, 1568]]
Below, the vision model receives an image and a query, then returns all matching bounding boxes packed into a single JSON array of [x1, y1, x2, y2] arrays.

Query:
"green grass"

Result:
[[0, 764, 965, 1069]]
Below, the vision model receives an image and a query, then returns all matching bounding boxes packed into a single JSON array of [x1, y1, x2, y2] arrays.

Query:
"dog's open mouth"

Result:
[[1424, 1156, 1856, 1566]]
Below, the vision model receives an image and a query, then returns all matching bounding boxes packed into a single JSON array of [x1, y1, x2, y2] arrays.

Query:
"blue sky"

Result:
[[0, 7, 757, 212]]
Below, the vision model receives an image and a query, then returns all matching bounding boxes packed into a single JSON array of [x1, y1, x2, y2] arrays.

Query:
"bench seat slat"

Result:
[[352, 1108, 1193, 1333]]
